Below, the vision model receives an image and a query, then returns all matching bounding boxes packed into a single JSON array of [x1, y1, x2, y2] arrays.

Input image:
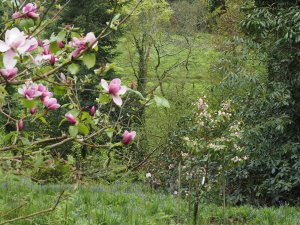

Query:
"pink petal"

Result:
[[101, 79, 109, 92], [26, 38, 38, 52], [86, 32, 97, 48], [70, 48, 83, 59], [17, 40, 31, 54], [112, 95, 122, 106], [48, 103, 60, 110], [12, 12, 22, 19], [110, 78, 121, 86], [119, 86, 127, 95], [27, 12, 39, 18]]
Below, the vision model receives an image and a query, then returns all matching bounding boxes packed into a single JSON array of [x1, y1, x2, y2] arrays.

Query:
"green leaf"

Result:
[[49, 41, 60, 54], [57, 30, 66, 41], [19, 137, 30, 145], [77, 123, 89, 135], [81, 111, 92, 122], [68, 63, 80, 75], [105, 128, 115, 139], [98, 94, 110, 104], [82, 53, 96, 69], [67, 109, 80, 117], [38, 116, 48, 125], [71, 32, 80, 38], [69, 126, 78, 137], [53, 86, 67, 96], [3, 132, 14, 143], [154, 96, 170, 108], [19, 18, 34, 30], [23, 99, 35, 109]]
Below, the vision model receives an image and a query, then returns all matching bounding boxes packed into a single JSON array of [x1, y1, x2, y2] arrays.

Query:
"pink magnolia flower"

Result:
[[0, 67, 18, 80], [69, 32, 97, 59], [122, 130, 136, 145], [17, 119, 24, 131], [37, 84, 53, 101], [65, 113, 76, 124], [169, 164, 174, 170], [18, 82, 42, 100], [35, 40, 57, 64], [101, 78, 127, 106], [30, 106, 37, 115], [85, 32, 98, 48], [89, 106, 96, 116], [22, 3, 39, 18], [12, 12, 22, 19], [43, 96, 60, 110], [0, 28, 37, 68]]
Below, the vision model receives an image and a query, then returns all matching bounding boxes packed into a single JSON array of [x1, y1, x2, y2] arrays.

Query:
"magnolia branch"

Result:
[[0, 126, 108, 156], [0, 135, 68, 152], [5, 0, 143, 86]]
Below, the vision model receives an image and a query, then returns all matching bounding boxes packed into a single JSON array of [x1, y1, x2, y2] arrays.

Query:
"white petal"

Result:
[[101, 79, 109, 92], [0, 41, 10, 52], [17, 39, 31, 54], [3, 50, 17, 69], [112, 95, 122, 106], [119, 86, 127, 95]]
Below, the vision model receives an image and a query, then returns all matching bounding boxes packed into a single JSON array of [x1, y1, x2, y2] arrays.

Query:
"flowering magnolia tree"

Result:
[[0, 1, 148, 177]]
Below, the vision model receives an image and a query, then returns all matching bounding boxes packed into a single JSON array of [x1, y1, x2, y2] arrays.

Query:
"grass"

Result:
[[1, 173, 300, 225]]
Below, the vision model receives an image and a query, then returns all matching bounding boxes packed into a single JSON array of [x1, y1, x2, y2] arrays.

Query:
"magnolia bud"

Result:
[[65, 113, 76, 124], [50, 55, 55, 66], [57, 40, 64, 48], [122, 130, 136, 145], [89, 106, 96, 116], [30, 106, 37, 115], [18, 119, 24, 131], [131, 80, 135, 89]]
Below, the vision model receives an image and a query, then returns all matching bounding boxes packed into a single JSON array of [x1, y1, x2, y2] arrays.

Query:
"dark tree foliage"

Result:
[[208, 0, 226, 12], [223, 0, 300, 205]]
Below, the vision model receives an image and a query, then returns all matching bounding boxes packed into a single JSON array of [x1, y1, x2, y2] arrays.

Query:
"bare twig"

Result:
[[32, 0, 71, 37], [0, 202, 28, 218]]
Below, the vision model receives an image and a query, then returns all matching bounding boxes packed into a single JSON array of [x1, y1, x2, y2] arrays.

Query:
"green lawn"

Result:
[[1, 173, 300, 225]]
